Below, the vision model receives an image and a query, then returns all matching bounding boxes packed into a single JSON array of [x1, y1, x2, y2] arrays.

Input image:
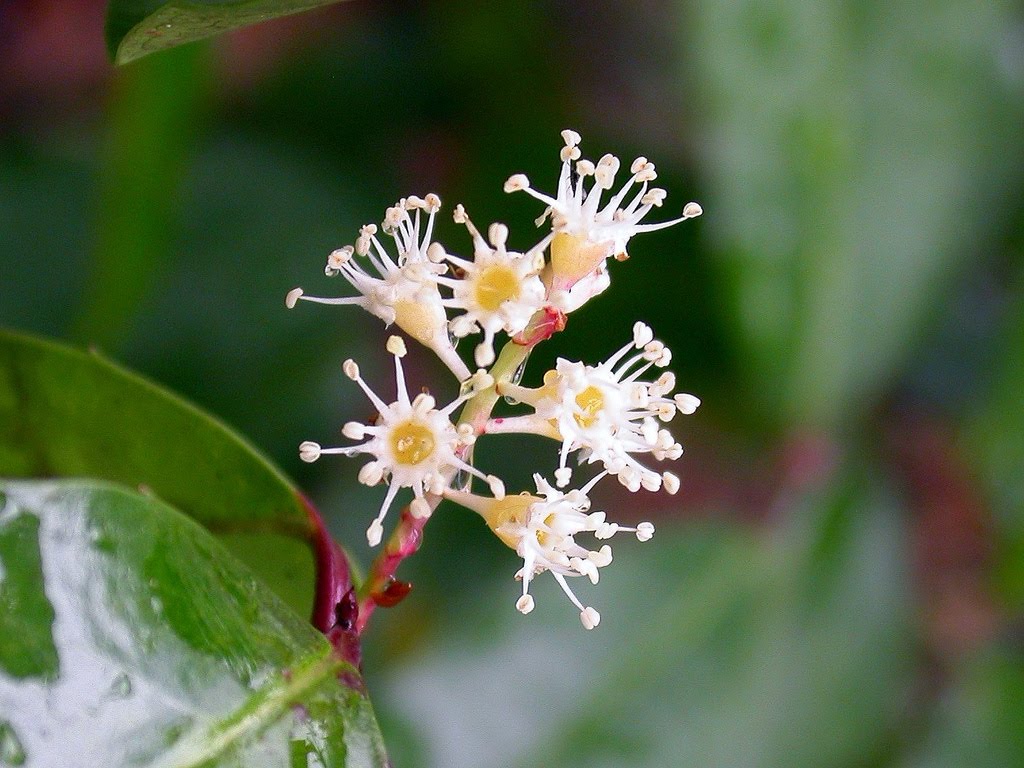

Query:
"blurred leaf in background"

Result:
[[690, 0, 1024, 430]]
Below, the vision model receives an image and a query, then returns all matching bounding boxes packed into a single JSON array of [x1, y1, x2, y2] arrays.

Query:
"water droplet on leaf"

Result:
[[0, 721, 26, 766], [510, 357, 529, 385], [374, 578, 412, 607], [108, 672, 132, 698]]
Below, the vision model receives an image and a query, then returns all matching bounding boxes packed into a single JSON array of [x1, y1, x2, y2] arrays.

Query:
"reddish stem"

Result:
[[355, 504, 427, 634], [512, 306, 566, 347], [300, 493, 361, 667], [352, 305, 568, 636]]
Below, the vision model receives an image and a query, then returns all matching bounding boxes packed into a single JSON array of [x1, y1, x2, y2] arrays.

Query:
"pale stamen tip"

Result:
[[632, 322, 654, 347], [366, 520, 384, 547], [342, 421, 366, 440], [516, 595, 535, 614], [474, 342, 496, 367], [554, 467, 572, 487], [410, 498, 432, 519], [683, 201, 703, 218], [285, 287, 304, 309], [472, 370, 495, 391], [487, 222, 509, 249], [342, 359, 360, 380], [674, 393, 701, 414], [580, 607, 601, 630], [298, 441, 321, 462], [386, 335, 408, 358], [636, 522, 656, 542], [487, 475, 506, 500], [503, 174, 530, 193]]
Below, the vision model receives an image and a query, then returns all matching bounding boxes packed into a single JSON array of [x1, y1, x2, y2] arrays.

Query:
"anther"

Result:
[[299, 441, 321, 462], [386, 335, 408, 358], [580, 607, 601, 630]]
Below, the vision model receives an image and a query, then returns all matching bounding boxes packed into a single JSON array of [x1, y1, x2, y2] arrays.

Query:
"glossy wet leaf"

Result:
[[0, 329, 316, 618], [691, 0, 1024, 429], [0, 479, 387, 767], [105, 0, 354, 65]]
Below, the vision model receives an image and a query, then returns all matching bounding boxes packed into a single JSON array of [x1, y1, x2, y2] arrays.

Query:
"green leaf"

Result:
[[105, 0, 354, 65], [689, 0, 1024, 429], [0, 479, 387, 767], [904, 647, 1024, 768], [0, 329, 316, 619]]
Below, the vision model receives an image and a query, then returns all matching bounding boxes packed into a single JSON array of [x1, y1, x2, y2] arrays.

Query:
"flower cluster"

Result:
[[290, 130, 701, 629]]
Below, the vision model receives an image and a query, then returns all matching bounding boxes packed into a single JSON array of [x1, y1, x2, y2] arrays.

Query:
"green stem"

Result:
[[356, 309, 557, 631], [457, 338, 533, 431]]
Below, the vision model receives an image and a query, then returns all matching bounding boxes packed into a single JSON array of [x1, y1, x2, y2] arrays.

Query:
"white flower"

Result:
[[300, 335, 503, 546], [488, 322, 699, 491], [286, 195, 471, 381], [445, 472, 655, 629], [504, 130, 702, 297], [437, 206, 548, 367]]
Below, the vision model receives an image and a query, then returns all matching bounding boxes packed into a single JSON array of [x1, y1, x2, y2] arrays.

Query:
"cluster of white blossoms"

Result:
[[289, 130, 702, 629]]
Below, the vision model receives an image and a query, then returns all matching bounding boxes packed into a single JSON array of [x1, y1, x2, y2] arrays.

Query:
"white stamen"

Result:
[[358, 461, 384, 486], [342, 421, 366, 440], [633, 322, 654, 347], [285, 288, 304, 309], [367, 519, 384, 547], [504, 174, 530, 193], [299, 441, 321, 462], [674, 393, 701, 414], [386, 335, 408, 357], [487, 475, 506, 499], [410, 497, 432, 519], [580, 607, 601, 630]]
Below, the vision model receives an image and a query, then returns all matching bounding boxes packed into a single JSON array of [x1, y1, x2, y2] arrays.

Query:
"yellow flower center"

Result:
[[550, 232, 611, 287], [473, 265, 521, 312], [389, 420, 436, 465], [538, 513, 559, 547], [573, 385, 605, 428]]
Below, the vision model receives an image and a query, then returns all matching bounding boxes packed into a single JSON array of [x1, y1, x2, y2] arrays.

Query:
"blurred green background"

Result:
[[3, 0, 1024, 765]]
